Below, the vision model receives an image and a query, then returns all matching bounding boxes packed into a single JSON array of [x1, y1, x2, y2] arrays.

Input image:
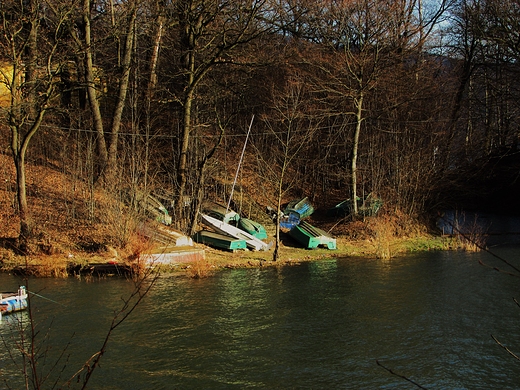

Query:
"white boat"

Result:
[[1, 286, 28, 318], [201, 214, 272, 251]]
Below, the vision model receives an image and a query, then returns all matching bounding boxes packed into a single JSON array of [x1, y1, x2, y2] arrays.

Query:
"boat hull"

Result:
[[194, 230, 247, 251], [327, 195, 382, 217], [284, 197, 314, 219], [238, 218, 268, 240], [289, 221, 336, 250], [202, 202, 240, 224]]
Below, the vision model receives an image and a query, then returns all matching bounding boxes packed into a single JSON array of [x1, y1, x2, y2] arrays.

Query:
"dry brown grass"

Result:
[[450, 232, 486, 252], [0, 151, 144, 253], [367, 216, 394, 260], [184, 255, 216, 278], [30, 255, 70, 278], [322, 209, 432, 260], [443, 212, 486, 252]]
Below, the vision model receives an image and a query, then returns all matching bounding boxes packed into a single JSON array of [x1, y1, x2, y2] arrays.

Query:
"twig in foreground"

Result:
[[376, 360, 428, 390], [492, 335, 520, 361]]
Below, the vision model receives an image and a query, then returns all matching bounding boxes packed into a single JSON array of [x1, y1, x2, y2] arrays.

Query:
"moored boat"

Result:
[[0, 286, 28, 317]]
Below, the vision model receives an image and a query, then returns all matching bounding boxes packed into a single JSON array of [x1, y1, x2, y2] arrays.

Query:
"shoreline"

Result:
[[0, 234, 452, 278]]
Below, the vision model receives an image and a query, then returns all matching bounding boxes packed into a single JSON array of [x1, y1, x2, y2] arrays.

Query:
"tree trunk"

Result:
[[10, 110, 48, 249], [189, 169, 204, 237], [5, 0, 58, 250], [106, 1, 137, 183], [83, 0, 108, 174], [351, 92, 364, 216], [147, 11, 164, 101], [443, 56, 474, 169], [25, 0, 39, 121], [14, 154, 30, 245], [175, 81, 195, 228], [174, 4, 198, 228], [272, 191, 283, 262], [188, 125, 224, 236], [142, 11, 165, 193]]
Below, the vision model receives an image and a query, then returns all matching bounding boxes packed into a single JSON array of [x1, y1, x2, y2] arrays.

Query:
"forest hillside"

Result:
[[1, 0, 520, 265]]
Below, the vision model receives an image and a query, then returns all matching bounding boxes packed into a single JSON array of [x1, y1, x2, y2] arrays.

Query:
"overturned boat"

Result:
[[202, 201, 268, 240], [280, 197, 315, 230], [284, 197, 314, 219], [237, 217, 268, 240], [289, 221, 336, 250], [201, 214, 272, 251], [327, 194, 382, 218], [202, 201, 240, 224], [194, 230, 247, 252]]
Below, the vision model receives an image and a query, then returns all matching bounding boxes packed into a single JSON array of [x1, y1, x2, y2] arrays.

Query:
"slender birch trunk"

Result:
[[351, 92, 364, 216]]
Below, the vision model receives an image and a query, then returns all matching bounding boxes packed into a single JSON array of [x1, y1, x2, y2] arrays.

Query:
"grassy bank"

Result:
[[190, 234, 451, 274]]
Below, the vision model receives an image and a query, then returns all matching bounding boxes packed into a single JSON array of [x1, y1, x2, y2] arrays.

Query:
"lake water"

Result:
[[1, 246, 520, 389]]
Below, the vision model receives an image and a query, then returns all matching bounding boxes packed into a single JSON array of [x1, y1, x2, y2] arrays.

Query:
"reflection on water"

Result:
[[1, 248, 520, 389]]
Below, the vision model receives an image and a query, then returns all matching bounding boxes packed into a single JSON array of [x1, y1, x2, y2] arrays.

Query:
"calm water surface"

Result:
[[2, 247, 520, 389]]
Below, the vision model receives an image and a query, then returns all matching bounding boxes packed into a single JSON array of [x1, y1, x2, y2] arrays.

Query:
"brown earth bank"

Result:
[[0, 153, 454, 278]]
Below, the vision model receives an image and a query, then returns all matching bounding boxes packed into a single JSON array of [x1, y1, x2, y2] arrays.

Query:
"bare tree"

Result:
[[171, 0, 271, 230], [0, 0, 75, 248], [256, 76, 317, 261], [303, 0, 451, 215], [72, 0, 138, 184]]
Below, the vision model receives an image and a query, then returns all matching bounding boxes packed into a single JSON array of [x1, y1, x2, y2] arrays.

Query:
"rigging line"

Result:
[[29, 291, 68, 307], [37, 119, 453, 139], [226, 115, 254, 215]]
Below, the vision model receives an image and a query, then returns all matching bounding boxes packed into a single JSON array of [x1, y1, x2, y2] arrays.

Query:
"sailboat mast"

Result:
[[226, 115, 254, 214]]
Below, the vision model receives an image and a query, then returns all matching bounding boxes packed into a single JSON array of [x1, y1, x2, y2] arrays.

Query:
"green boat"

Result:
[[288, 221, 336, 250], [202, 201, 240, 224], [237, 217, 268, 240], [193, 230, 247, 252], [327, 194, 382, 217], [284, 197, 314, 219]]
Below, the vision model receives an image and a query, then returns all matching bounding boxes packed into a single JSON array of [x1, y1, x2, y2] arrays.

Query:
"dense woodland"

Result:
[[1, 0, 520, 252]]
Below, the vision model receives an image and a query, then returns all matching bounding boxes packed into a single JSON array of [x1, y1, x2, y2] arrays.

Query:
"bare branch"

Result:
[[376, 360, 429, 390], [491, 335, 520, 362]]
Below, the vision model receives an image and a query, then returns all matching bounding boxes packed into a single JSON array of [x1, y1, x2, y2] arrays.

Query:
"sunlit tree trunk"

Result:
[[83, 0, 108, 174], [143, 8, 165, 193], [11, 113, 48, 246], [2, 0, 61, 248], [106, 1, 138, 183], [351, 92, 364, 215], [80, 0, 137, 183]]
